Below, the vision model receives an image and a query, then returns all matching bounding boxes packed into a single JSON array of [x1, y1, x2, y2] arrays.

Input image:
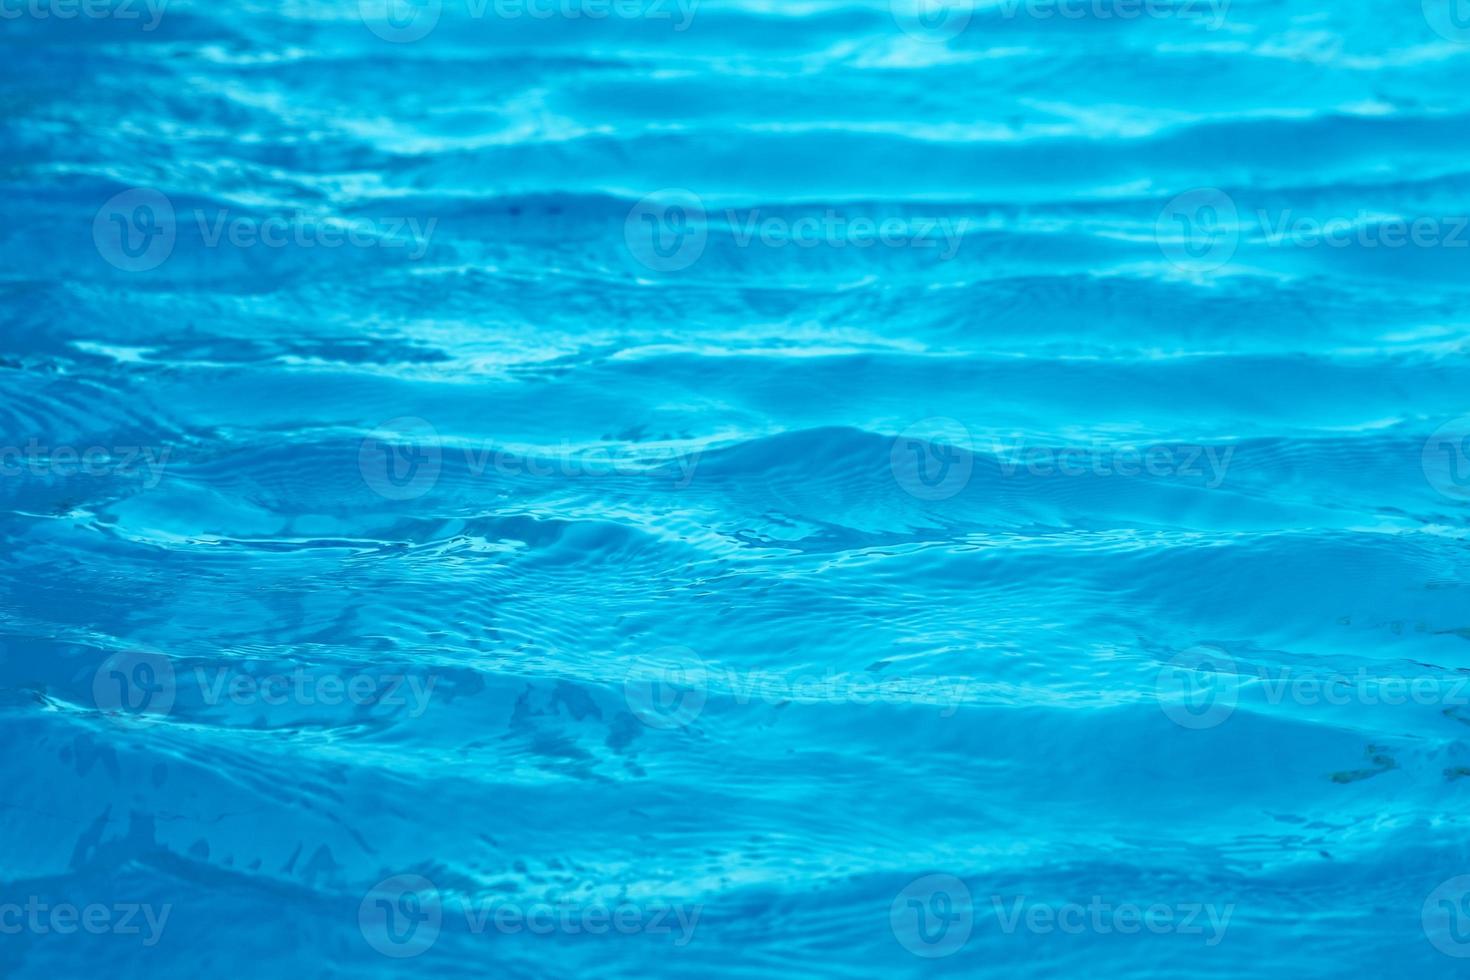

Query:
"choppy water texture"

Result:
[[4, 0, 1470, 975]]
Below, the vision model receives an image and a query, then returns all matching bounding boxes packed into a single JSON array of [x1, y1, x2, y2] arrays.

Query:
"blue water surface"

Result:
[[4, 0, 1470, 975]]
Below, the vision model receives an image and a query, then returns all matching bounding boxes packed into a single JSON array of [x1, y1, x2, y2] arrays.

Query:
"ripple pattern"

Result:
[[3, 1, 1470, 976]]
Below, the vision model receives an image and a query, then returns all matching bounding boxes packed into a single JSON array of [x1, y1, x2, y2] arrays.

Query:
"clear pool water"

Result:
[[4, 0, 1470, 975]]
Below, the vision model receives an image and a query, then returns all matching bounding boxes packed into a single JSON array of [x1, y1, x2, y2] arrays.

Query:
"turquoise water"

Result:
[[4, 0, 1470, 975]]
